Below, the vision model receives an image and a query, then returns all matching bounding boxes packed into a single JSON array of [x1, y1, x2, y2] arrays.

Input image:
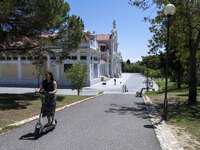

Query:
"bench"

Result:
[[136, 87, 155, 97], [136, 88, 146, 97]]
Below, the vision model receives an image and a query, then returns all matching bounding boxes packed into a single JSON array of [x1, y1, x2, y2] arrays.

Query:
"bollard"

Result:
[[122, 85, 125, 92], [122, 85, 128, 93]]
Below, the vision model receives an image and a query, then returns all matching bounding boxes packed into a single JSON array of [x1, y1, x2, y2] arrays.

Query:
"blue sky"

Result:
[[67, 0, 154, 62]]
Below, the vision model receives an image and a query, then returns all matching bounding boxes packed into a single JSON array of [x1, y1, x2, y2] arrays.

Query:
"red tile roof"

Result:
[[97, 34, 111, 41], [82, 31, 93, 43]]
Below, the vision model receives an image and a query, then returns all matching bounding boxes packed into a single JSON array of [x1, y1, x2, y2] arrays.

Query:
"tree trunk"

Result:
[[188, 43, 197, 105], [187, 10, 200, 105], [177, 61, 181, 89]]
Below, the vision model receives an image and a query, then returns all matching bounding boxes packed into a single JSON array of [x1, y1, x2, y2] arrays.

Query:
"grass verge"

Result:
[[0, 93, 93, 133], [146, 83, 200, 149]]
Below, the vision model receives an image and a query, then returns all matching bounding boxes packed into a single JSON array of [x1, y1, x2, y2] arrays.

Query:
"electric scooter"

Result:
[[34, 91, 57, 138]]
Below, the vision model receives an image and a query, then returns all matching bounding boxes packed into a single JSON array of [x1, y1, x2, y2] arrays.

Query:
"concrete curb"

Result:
[[142, 95, 184, 150], [5, 94, 102, 128]]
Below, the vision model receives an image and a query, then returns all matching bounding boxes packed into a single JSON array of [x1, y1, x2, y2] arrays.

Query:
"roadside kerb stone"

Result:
[[143, 95, 184, 150]]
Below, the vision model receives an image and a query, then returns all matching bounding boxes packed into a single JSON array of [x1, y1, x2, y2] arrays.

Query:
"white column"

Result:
[[98, 63, 100, 78], [101, 65, 103, 76], [56, 63, 59, 81], [77, 50, 80, 62], [0, 64, 1, 78], [87, 51, 91, 83], [110, 40, 114, 78], [17, 56, 22, 80], [91, 53, 94, 80], [47, 55, 51, 70], [55, 55, 60, 81], [106, 61, 109, 77]]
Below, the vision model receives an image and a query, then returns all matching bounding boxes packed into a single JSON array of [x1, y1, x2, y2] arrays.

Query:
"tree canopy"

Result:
[[129, 0, 200, 105], [0, 0, 84, 55]]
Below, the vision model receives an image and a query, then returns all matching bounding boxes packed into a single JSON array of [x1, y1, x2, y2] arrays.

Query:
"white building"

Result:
[[0, 21, 122, 87]]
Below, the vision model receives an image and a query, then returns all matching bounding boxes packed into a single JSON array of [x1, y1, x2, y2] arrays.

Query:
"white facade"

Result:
[[0, 21, 122, 87], [98, 20, 122, 78]]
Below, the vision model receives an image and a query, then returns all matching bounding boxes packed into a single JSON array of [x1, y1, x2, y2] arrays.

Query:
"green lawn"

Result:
[[146, 82, 200, 149]]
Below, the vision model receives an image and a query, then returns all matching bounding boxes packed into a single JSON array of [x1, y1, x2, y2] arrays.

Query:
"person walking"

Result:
[[114, 78, 116, 85]]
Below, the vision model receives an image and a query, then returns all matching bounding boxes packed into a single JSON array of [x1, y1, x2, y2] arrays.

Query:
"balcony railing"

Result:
[[79, 40, 99, 50]]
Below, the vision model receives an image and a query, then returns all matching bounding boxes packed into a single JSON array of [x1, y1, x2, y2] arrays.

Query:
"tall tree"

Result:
[[126, 59, 131, 72], [126, 59, 131, 65], [129, 0, 200, 105], [0, 0, 84, 56]]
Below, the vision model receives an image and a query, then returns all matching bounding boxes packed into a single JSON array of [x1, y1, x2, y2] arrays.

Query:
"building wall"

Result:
[[1, 63, 18, 79], [21, 63, 37, 79], [59, 63, 66, 80]]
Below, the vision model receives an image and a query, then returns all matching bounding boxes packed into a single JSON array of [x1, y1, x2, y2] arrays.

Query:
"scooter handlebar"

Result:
[[35, 90, 49, 95], [40, 91, 49, 95]]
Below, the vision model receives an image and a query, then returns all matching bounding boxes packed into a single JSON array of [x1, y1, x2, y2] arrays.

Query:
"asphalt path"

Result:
[[0, 74, 161, 150]]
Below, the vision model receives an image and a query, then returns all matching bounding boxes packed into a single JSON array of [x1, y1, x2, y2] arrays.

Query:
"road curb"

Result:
[[3, 94, 102, 129], [142, 95, 184, 150]]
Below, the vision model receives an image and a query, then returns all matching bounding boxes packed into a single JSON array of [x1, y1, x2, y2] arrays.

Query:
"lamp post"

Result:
[[146, 63, 149, 91], [163, 4, 175, 120]]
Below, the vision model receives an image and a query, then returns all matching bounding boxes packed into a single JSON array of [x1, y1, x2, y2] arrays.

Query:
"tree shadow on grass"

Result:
[[154, 100, 200, 121], [0, 93, 39, 110], [155, 86, 189, 95], [0, 93, 66, 111], [104, 102, 150, 119], [56, 95, 66, 102]]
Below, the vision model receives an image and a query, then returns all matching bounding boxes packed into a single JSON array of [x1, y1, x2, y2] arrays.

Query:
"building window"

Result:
[[13, 57, 18, 60], [7, 57, 12, 60], [0, 57, 5, 60], [72, 56, 77, 60], [50, 56, 56, 60], [94, 64, 98, 78], [64, 64, 72, 72], [81, 56, 86, 60], [27, 57, 33, 60], [21, 57, 26, 60], [100, 46, 106, 51]]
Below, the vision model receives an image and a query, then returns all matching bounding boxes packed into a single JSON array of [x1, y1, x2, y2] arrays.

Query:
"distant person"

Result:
[[114, 78, 116, 85], [38, 71, 57, 127]]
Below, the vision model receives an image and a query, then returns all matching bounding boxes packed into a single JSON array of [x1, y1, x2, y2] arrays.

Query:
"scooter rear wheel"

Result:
[[34, 128, 41, 138]]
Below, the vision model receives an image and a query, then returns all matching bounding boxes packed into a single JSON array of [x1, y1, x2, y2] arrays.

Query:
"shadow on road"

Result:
[[19, 132, 38, 140], [104, 102, 150, 119], [143, 124, 156, 129], [19, 129, 54, 140]]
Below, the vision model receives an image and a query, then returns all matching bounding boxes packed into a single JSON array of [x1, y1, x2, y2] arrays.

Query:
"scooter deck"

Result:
[[42, 123, 57, 132], [34, 120, 57, 138]]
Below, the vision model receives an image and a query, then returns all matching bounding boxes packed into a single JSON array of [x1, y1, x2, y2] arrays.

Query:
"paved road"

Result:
[[82, 73, 151, 95], [0, 73, 161, 150], [0, 94, 161, 150]]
